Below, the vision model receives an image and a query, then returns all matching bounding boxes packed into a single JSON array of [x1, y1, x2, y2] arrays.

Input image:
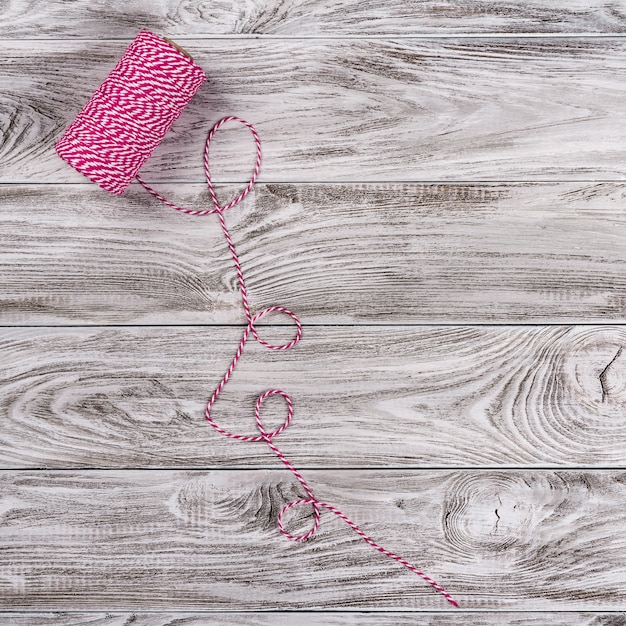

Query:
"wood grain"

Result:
[[2, 325, 626, 468], [4, 39, 626, 183], [3, 0, 626, 37], [4, 6, 626, 621], [2, 469, 626, 610], [2, 182, 626, 325], [2, 612, 626, 625]]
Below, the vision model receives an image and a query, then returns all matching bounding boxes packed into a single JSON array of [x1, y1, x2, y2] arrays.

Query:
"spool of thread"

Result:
[[55, 30, 206, 195], [54, 31, 459, 608]]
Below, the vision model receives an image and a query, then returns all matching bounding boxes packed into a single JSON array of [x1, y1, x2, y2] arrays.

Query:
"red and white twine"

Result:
[[141, 118, 458, 608], [55, 30, 206, 195], [54, 30, 458, 608]]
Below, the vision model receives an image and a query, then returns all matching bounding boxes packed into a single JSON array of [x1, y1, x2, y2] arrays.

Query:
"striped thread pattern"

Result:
[[55, 30, 206, 195], [55, 33, 458, 605], [140, 116, 458, 608]]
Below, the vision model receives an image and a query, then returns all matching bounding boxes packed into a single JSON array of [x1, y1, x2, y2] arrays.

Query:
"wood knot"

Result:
[[168, 474, 216, 528], [562, 327, 626, 415], [505, 327, 626, 463], [442, 473, 538, 557]]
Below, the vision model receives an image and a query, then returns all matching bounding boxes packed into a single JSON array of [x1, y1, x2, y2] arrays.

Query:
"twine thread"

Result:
[[55, 31, 458, 608], [140, 117, 458, 609]]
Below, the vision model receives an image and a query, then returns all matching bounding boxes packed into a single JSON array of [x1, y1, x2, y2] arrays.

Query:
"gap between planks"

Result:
[[10, 34, 626, 40]]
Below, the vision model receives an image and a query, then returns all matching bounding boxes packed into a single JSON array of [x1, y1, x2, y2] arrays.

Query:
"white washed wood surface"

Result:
[[2, 325, 626, 468], [3, 39, 626, 184], [2, 613, 626, 625], [3, 0, 626, 37], [3, 4, 626, 622], [1, 469, 626, 610], [2, 182, 625, 325]]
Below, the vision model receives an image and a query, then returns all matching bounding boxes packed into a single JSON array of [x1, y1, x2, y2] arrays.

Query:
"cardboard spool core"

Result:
[[162, 36, 193, 60]]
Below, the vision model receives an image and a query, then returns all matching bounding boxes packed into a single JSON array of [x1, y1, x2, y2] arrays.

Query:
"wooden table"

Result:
[[2, 1, 626, 623]]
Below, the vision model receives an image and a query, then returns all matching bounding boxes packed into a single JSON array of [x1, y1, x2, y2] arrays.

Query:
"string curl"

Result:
[[55, 31, 458, 607], [140, 117, 458, 608]]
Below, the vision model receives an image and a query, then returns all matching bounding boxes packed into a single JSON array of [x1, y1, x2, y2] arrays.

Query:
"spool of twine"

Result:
[[55, 30, 206, 194], [54, 30, 459, 608]]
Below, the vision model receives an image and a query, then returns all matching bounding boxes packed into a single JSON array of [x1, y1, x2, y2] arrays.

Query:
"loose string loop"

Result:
[[137, 116, 261, 216], [138, 117, 458, 608]]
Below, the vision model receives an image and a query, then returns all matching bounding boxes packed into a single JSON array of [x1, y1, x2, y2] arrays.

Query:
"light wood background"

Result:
[[2, 1, 626, 624]]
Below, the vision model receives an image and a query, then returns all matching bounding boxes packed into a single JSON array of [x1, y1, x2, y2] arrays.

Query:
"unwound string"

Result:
[[137, 117, 458, 609]]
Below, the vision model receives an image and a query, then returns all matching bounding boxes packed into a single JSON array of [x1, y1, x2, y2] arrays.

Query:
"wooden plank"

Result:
[[3, 39, 626, 183], [2, 469, 626, 610], [2, 325, 626, 468], [1, 182, 625, 325], [2, 612, 625, 625], [3, 0, 626, 37]]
